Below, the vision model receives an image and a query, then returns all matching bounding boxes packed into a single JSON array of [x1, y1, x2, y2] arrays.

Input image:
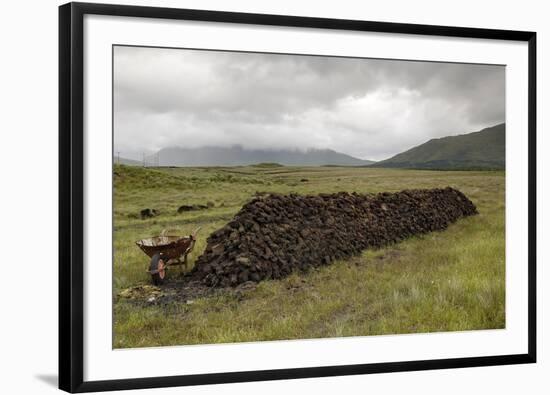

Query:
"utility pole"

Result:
[[116, 151, 120, 165], [142, 152, 146, 167]]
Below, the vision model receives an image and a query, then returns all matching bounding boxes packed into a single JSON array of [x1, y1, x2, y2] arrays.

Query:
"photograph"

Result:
[[112, 45, 506, 348]]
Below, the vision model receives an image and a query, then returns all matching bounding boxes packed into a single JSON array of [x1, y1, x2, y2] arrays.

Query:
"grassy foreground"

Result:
[[113, 165, 505, 348]]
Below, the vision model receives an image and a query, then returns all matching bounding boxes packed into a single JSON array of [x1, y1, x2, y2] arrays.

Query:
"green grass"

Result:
[[113, 164, 505, 348]]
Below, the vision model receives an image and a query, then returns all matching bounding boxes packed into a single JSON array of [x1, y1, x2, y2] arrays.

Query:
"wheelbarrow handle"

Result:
[[191, 226, 202, 240]]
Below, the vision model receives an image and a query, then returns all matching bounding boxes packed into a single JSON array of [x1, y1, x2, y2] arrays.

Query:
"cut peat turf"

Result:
[[191, 187, 477, 287]]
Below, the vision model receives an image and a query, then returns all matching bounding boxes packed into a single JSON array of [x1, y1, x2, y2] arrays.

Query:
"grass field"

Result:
[[113, 164, 505, 348]]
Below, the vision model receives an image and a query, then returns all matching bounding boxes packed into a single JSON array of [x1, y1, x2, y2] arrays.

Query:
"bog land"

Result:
[[113, 164, 505, 348]]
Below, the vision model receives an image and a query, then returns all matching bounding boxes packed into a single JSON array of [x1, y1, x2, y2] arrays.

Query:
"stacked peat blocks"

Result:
[[191, 188, 477, 287]]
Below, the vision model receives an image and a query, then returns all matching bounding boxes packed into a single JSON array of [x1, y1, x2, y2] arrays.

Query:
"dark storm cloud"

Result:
[[114, 46, 505, 161]]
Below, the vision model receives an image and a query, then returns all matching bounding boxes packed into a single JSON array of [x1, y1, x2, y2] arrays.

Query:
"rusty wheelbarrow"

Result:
[[136, 227, 201, 285]]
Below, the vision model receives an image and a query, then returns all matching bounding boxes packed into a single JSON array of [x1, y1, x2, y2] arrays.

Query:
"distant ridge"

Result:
[[155, 146, 374, 167], [370, 123, 505, 170], [115, 157, 142, 166]]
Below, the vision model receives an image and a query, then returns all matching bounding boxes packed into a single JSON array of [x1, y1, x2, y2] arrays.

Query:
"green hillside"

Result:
[[371, 123, 505, 170]]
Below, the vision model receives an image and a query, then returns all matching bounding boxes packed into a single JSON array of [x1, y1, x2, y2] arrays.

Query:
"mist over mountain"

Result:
[[116, 124, 505, 169], [155, 146, 374, 167], [370, 123, 505, 170]]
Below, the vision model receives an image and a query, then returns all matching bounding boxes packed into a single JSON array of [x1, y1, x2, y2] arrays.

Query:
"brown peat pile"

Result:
[[191, 188, 477, 287]]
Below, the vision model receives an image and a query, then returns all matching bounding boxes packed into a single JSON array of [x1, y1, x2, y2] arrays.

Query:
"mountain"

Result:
[[370, 123, 505, 170], [156, 146, 374, 167]]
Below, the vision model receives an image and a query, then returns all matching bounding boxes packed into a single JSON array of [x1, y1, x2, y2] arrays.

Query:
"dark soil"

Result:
[[177, 204, 212, 213], [190, 188, 478, 287], [118, 276, 258, 306], [140, 208, 159, 219]]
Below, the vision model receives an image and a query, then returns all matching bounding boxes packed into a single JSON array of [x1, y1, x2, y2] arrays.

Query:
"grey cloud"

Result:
[[114, 46, 504, 161]]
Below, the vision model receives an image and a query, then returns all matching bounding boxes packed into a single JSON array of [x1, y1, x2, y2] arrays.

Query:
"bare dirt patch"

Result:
[[117, 276, 258, 306]]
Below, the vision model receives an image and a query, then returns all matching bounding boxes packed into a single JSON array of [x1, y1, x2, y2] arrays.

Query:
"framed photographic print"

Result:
[[59, 2, 536, 393]]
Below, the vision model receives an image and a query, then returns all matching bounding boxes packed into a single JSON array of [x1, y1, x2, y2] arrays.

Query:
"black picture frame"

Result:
[[59, 2, 537, 393]]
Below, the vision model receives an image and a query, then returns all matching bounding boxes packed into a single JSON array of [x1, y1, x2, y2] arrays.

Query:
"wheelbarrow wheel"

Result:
[[149, 253, 166, 285]]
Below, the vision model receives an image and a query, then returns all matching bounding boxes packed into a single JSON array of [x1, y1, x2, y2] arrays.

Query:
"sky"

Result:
[[114, 45, 505, 161]]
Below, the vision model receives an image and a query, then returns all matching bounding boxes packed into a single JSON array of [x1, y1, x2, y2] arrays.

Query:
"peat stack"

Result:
[[191, 188, 477, 287]]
